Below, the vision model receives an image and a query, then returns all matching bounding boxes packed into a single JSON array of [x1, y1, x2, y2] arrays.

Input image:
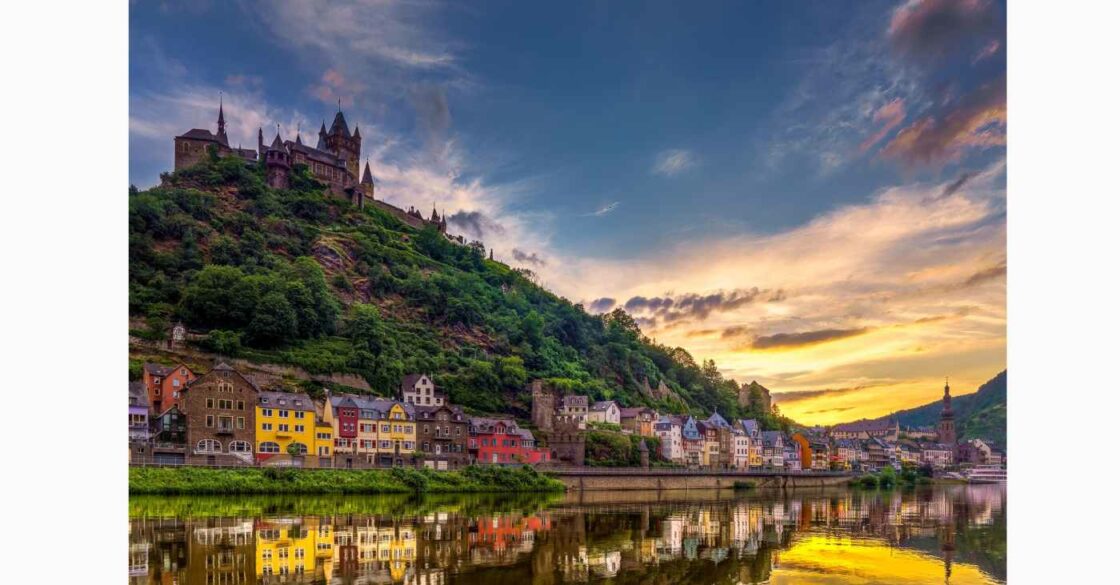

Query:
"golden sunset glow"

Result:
[[774, 534, 999, 584]]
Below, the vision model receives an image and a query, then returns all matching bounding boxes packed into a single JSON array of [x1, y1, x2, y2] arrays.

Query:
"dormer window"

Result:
[[262, 398, 269, 404]]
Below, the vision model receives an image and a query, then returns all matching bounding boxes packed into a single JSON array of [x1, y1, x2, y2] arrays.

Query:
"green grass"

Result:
[[129, 465, 566, 495]]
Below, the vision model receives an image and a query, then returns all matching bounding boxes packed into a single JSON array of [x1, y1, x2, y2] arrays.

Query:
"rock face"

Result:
[[738, 380, 772, 412]]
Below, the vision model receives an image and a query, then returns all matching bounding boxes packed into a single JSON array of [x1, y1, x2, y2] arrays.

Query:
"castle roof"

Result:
[[353, 125, 361, 139], [361, 162, 374, 185], [269, 132, 285, 150], [287, 141, 347, 168], [177, 128, 224, 143], [330, 111, 351, 137]]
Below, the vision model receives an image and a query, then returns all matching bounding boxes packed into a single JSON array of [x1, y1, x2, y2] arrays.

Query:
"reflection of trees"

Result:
[[128, 485, 1005, 584]]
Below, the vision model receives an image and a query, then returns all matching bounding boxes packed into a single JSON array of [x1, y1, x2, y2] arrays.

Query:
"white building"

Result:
[[653, 415, 684, 463], [587, 400, 621, 425], [401, 374, 445, 407], [732, 430, 751, 469]]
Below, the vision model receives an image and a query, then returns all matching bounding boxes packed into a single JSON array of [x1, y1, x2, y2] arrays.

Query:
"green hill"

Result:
[[129, 154, 784, 428], [886, 371, 1006, 447]]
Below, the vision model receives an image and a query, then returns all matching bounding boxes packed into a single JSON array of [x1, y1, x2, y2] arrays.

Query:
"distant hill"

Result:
[[877, 371, 1006, 447]]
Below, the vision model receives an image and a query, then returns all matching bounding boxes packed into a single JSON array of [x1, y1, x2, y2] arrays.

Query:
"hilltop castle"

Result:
[[173, 99, 448, 234]]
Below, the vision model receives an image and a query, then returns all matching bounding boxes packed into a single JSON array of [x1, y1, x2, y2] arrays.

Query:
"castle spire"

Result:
[[361, 159, 373, 185], [216, 92, 228, 145]]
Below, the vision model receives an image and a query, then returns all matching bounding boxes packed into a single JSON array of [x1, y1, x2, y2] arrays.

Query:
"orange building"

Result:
[[791, 433, 812, 470], [142, 362, 196, 413]]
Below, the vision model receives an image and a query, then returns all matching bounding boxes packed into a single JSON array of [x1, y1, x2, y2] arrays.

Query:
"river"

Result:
[[128, 483, 1005, 584]]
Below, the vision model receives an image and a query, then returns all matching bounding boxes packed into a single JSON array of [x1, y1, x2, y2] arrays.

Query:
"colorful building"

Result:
[[401, 373, 446, 407], [620, 406, 658, 437], [141, 362, 196, 414], [182, 362, 257, 465], [256, 391, 329, 467], [415, 403, 470, 469], [468, 417, 550, 465], [653, 415, 684, 462]]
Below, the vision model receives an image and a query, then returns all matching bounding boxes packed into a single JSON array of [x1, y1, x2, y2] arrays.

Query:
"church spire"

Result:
[[361, 159, 374, 185]]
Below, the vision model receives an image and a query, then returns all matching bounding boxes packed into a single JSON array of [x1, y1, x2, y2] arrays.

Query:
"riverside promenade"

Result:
[[544, 466, 855, 491]]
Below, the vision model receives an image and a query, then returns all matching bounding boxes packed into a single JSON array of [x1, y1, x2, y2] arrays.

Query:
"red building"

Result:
[[468, 418, 550, 465], [142, 362, 196, 414], [328, 395, 360, 450]]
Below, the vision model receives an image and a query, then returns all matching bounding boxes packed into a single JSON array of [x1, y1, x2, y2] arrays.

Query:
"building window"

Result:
[[279, 424, 289, 432], [206, 415, 214, 428], [207, 398, 214, 409], [229, 441, 252, 453], [279, 410, 289, 418], [262, 408, 272, 417], [237, 417, 245, 430], [295, 425, 305, 433], [259, 442, 280, 454], [196, 439, 221, 453]]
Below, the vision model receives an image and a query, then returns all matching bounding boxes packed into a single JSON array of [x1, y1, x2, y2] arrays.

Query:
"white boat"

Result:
[[965, 464, 1007, 484]]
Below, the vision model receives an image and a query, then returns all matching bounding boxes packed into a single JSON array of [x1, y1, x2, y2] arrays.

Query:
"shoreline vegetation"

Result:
[[130, 465, 566, 495]]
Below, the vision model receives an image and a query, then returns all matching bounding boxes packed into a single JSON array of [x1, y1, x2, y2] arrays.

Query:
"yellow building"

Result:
[[256, 518, 334, 579], [257, 391, 330, 467]]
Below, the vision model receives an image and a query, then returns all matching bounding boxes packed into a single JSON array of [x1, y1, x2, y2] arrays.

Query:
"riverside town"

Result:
[[130, 357, 1003, 481]]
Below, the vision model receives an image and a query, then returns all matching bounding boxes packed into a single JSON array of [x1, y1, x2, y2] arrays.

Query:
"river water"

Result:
[[128, 484, 1005, 584]]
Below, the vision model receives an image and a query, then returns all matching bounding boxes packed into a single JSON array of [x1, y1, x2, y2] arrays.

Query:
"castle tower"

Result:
[[938, 378, 957, 445], [325, 108, 361, 180], [360, 160, 375, 201], [216, 94, 228, 145], [316, 121, 328, 150], [264, 129, 290, 190], [530, 380, 555, 431]]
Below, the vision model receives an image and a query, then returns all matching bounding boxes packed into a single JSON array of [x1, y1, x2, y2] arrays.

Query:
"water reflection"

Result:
[[129, 485, 1004, 584]]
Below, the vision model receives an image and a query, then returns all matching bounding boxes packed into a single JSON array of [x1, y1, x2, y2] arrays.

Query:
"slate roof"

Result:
[[361, 162, 374, 184], [738, 419, 760, 437], [258, 391, 315, 412], [590, 400, 617, 412], [177, 128, 224, 143], [468, 417, 520, 434], [620, 406, 655, 418], [329, 111, 351, 136], [706, 411, 730, 428], [761, 431, 783, 447], [288, 141, 346, 167], [143, 363, 174, 376]]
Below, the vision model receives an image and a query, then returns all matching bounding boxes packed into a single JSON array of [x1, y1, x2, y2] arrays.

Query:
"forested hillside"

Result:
[[887, 371, 1007, 446], [129, 153, 786, 428]]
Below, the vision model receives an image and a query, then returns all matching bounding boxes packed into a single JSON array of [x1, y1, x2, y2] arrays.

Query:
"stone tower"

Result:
[[324, 108, 361, 179], [938, 379, 957, 445], [530, 380, 555, 431], [264, 130, 290, 190]]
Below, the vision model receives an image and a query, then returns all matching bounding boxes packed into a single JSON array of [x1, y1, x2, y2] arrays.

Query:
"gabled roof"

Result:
[[760, 431, 783, 447], [706, 411, 730, 428], [143, 362, 175, 376], [590, 400, 617, 412], [177, 128, 222, 142], [619, 406, 655, 418], [287, 141, 345, 167], [738, 419, 760, 436], [415, 403, 465, 420], [468, 417, 519, 433], [401, 374, 430, 390]]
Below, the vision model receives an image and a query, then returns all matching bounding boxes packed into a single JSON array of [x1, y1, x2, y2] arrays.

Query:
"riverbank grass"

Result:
[[130, 465, 566, 495]]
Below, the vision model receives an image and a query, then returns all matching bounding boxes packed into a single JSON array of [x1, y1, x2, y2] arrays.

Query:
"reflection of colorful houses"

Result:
[[468, 418, 550, 464], [256, 518, 333, 581]]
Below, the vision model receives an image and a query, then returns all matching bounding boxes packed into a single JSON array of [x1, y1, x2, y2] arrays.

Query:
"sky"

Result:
[[130, 0, 1006, 425]]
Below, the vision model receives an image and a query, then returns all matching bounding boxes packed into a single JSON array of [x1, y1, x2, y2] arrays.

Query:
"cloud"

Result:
[[859, 98, 907, 152], [255, 1, 455, 71], [588, 298, 616, 313], [881, 74, 1005, 166], [940, 171, 977, 198], [972, 39, 1001, 64], [888, 0, 998, 62], [772, 386, 869, 404], [512, 249, 547, 267], [409, 84, 452, 147], [446, 211, 503, 240], [752, 328, 870, 350], [963, 260, 1006, 286], [652, 149, 697, 176], [621, 288, 777, 327], [308, 68, 365, 108], [586, 201, 620, 217]]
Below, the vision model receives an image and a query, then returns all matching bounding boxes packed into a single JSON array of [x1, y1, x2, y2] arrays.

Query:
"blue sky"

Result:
[[131, 0, 1007, 423]]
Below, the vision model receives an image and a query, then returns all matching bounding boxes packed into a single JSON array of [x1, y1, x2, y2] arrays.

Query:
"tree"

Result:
[[248, 292, 298, 346]]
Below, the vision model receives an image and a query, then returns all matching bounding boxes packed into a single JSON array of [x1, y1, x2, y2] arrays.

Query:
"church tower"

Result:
[[938, 379, 957, 445], [216, 94, 229, 145]]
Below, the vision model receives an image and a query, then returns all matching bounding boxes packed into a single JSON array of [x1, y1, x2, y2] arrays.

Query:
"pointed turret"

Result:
[[317, 121, 328, 150], [329, 110, 351, 138], [295, 133, 303, 146], [269, 131, 284, 150], [361, 161, 373, 185], [216, 94, 228, 145], [353, 125, 361, 139]]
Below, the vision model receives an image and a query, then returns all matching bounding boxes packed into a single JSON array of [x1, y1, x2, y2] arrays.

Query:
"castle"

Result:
[[529, 380, 587, 466], [173, 98, 448, 234], [938, 379, 957, 445]]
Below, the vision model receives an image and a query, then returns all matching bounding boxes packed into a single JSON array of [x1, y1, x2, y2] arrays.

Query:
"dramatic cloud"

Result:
[[622, 288, 776, 326], [409, 84, 452, 147], [888, 0, 997, 61], [752, 328, 870, 350], [652, 149, 697, 176], [881, 75, 1005, 166], [963, 260, 1006, 286], [860, 98, 907, 152], [588, 298, 616, 313], [512, 249, 547, 267], [446, 211, 504, 240]]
